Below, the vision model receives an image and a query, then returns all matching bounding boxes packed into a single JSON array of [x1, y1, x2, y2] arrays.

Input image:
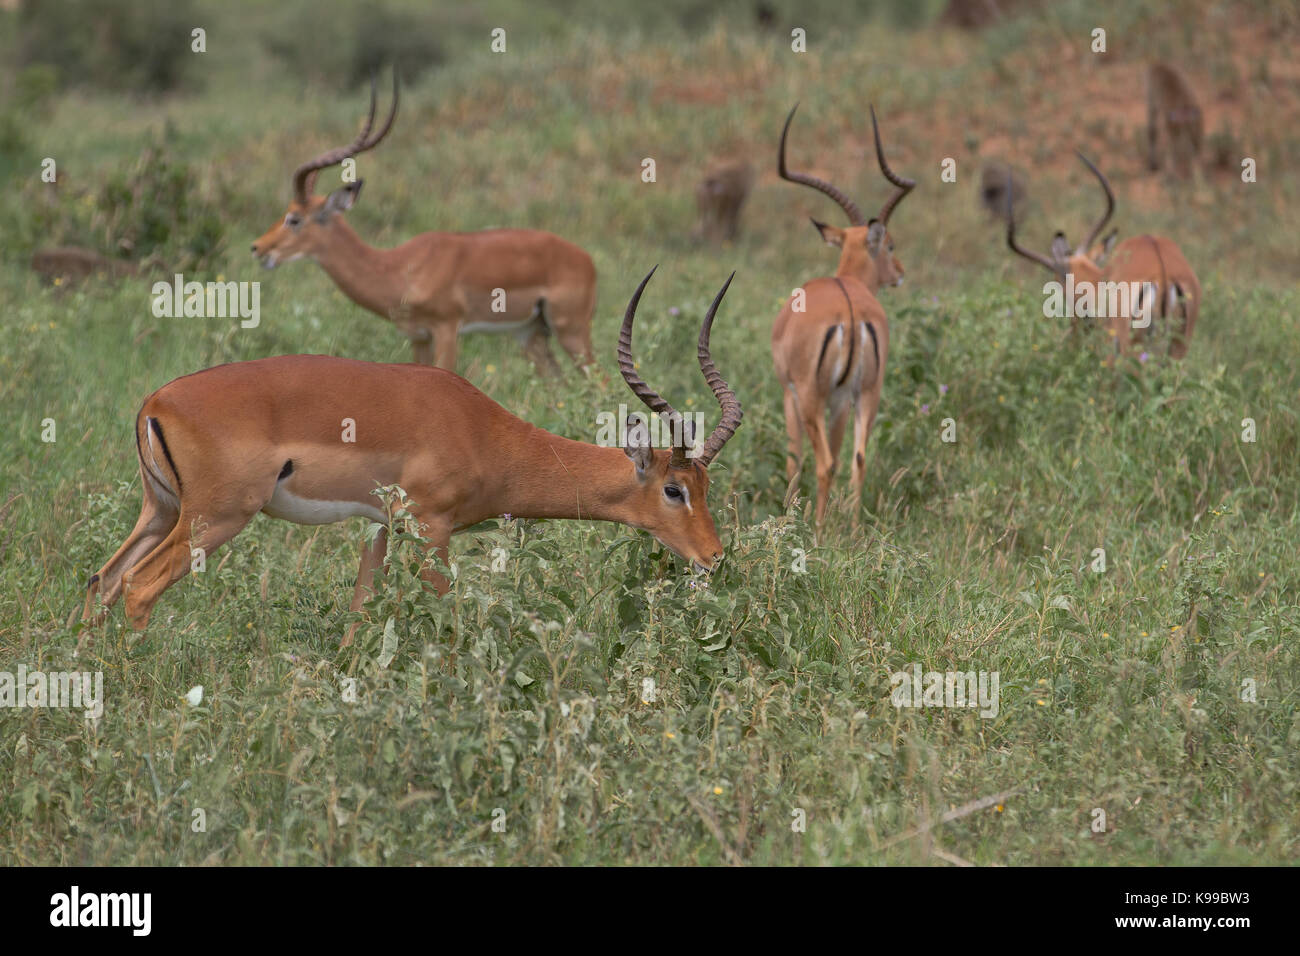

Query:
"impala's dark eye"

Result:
[[664, 485, 684, 503], [285, 213, 302, 229]]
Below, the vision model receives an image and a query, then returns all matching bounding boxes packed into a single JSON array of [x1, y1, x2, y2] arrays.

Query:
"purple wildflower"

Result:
[[1139, 352, 1150, 364]]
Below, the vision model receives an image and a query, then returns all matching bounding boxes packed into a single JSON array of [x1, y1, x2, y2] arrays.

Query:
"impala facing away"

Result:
[[251, 72, 598, 373], [1006, 151, 1201, 359], [81, 269, 741, 643], [770, 104, 914, 527]]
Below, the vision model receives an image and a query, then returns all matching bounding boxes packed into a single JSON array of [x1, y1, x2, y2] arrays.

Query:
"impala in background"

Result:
[[251, 71, 598, 373], [80, 269, 742, 644], [1006, 151, 1201, 359], [770, 104, 915, 528]]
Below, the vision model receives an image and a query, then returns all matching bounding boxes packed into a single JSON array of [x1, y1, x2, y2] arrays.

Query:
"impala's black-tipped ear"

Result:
[[866, 219, 887, 254], [1050, 231, 1070, 263], [811, 217, 845, 247], [623, 413, 654, 476], [322, 180, 364, 217]]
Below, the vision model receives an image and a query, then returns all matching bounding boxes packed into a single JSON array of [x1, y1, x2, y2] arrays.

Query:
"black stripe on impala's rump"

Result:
[[148, 417, 182, 494], [866, 321, 879, 373], [816, 326, 838, 376], [278, 460, 294, 481]]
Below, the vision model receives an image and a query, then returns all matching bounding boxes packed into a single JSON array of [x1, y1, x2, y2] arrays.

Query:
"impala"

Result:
[[1006, 151, 1201, 359], [81, 269, 742, 642], [770, 104, 914, 527], [250, 72, 598, 373]]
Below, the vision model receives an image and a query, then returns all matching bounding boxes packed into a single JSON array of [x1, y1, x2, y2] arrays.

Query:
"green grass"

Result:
[[1, 0, 1298, 865]]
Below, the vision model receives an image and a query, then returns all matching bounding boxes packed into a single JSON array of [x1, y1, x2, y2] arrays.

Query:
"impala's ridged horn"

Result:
[[871, 105, 916, 225], [778, 104, 868, 227], [1075, 150, 1116, 255], [617, 266, 690, 467], [1005, 170, 1058, 273], [292, 67, 400, 205], [696, 272, 743, 467]]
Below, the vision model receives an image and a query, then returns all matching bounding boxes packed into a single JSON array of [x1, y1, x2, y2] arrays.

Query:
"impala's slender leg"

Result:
[[1168, 285, 1191, 360], [410, 514, 453, 595], [782, 388, 804, 484], [848, 387, 882, 530], [802, 408, 836, 528], [548, 286, 597, 368], [432, 321, 460, 371], [82, 464, 179, 624], [342, 525, 389, 648], [521, 309, 562, 376], [121, 504, 264, 630], [410, 328, 435, 366], [827, 396, 853, 522]]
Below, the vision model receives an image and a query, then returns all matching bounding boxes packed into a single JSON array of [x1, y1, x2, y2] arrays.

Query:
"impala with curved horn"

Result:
[[251, 70, 598, 373], [81, 269, 742, 643], [1005, 151, 1201, 359], [770, 104, 915, 527]]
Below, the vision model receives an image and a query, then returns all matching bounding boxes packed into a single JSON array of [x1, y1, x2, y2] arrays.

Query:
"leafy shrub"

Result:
[[18, 134, 228, 273], [15, 0, 201, 95], [263, 2, 445, 90]]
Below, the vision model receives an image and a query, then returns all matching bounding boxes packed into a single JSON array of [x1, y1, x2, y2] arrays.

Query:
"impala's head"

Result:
[[251, 71, 398, 269], [617, 268, 744, 575], [779, 104, 915, 292], [1006, 150, 1117, 287]]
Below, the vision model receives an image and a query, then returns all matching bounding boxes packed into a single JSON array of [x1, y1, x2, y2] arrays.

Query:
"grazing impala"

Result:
[[251, 72, 598, 373], [1006, 151, 1201, 359], [771, 104, 914, 527], [81, 269, 742, 643]]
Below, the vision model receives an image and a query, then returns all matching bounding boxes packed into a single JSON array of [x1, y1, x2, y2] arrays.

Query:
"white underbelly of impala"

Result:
[[262, 486, 387, 525]]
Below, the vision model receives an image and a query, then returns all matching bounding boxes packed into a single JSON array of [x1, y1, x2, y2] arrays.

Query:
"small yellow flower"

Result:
[[995, 804, 1004, 813], [53, 277, 63, 287], [713, 786, 723, 795], [1102, 632, 1110, 638], [556, 401, 565, 409], [664, 731, 675, 739], [1141, 631, 1149, 637], [1036, 699, 1046, 706], [997, 394, 1005, 403], [1258, 572, 1266, 578], [486, 364, 496, 373], [1170, 625, 1181, 632]]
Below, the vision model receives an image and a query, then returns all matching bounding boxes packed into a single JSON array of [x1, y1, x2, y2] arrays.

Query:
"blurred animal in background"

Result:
[[31, 247, 139, 285], [1146, 62, 1203, 180], [1005, 151, 1201, 360], [979, 159, 1028, 225], [694, 159, 755, 244], [939, 0, 1038, 29]]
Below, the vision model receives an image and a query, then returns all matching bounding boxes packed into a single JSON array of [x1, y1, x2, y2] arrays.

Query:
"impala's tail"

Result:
[[137, 410, 183, 506]]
